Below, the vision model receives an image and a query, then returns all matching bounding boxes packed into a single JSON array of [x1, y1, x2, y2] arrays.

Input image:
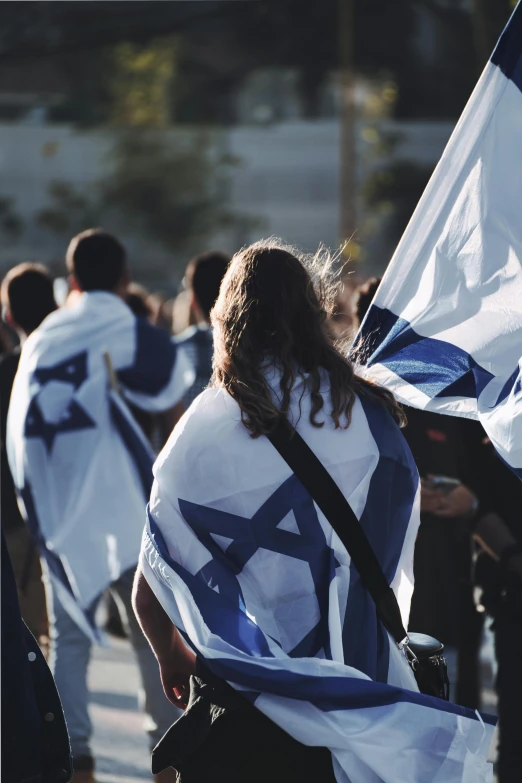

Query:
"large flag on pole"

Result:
[[7, 291, 194, 640], [354, 2, 522, 476]]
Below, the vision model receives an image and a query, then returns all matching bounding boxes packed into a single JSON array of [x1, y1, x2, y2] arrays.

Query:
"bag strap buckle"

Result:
[[398, 636, 419, 671]]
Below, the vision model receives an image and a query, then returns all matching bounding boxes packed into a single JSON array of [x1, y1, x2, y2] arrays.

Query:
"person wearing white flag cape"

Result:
[[7, 230, 194, 781], [133, 240, 495, 783]]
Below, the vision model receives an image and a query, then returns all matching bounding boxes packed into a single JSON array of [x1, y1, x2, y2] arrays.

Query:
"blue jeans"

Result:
[[46, 567, 181, 760]]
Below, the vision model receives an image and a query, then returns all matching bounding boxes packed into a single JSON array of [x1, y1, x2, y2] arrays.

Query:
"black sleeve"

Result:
[[455, 418, 497, 520], [456, 418, 522, 541], [1, 530, 72, 783]]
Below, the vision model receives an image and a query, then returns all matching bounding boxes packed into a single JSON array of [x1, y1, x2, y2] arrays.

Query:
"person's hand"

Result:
[[429, 483, 478, 519], [158, 648, 197, 709], [420, 481, 444, 514]]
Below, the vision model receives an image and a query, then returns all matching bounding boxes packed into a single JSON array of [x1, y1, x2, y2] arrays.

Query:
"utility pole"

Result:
[[471, 0, 513, 73], [339, 0, 356, 249]]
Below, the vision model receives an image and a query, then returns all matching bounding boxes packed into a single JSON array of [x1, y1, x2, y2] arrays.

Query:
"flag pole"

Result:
[[339, 0, 356, 248]]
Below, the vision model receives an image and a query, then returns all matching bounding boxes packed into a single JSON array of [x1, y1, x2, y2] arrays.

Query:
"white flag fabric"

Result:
[[354, 3, 522, 476], [141, 373, 494, 782], [7, 291, 194, 639]]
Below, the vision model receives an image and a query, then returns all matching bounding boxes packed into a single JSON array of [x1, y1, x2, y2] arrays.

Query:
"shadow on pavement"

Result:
[[90, 690, 139, 712]]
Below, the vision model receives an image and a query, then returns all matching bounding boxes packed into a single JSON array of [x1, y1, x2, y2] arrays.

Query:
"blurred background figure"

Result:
[[1, 263, 57, 651], [329, 278, 359, 344], [2, 527, 72, 783], [7, 231, 191, 783], [146, 291, 172, 332], [175, 251, 230, 409], [471, 442, 522, 783], [353, 277, 380, 335], [126, 282, 154, 321], [0, 320, 17, 354], [171, 289, 196, 337]]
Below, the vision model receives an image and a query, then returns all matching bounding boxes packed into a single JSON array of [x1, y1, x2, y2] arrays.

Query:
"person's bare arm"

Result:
[[132, 567, 196, 708]]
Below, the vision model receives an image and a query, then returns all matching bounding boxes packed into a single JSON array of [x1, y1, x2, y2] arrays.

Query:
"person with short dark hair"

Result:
[[1, 262, 56, 336], [175, 250, 230, 410], [1, 263, 56, 648], [8, 229, 193, 782], [66, 229, 127, 294], [126, 282, 154, 320], [188, 251, 231, 322]]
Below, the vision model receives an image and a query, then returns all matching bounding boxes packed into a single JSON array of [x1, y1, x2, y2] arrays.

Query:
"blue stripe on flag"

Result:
[[495, 367, 522, 407], [118, 317, 177, 396], [491, 2, 522, 93], [206, 657, 497, 726], [146, 509, 274, 658], [342, 396, 418, 682], [109, 395, 154, 498], [355, 305, 496, 400], [19, 481, 100, 639]]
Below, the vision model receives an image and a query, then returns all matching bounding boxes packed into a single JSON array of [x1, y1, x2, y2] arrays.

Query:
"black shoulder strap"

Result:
[[268, 419, 408, 647]]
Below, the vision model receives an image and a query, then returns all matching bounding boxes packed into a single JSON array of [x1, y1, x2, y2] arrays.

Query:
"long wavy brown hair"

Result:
[[211, 239, 404, 437]]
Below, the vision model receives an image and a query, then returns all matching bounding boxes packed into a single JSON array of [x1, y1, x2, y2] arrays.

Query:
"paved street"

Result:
[[89, 638, 151, 783]]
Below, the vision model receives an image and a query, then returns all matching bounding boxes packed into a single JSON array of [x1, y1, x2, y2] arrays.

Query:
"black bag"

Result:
[[268, 418, 450, 701], [152, 660, 337, 782]]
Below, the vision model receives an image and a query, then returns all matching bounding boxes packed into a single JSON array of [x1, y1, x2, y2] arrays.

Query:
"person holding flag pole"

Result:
[[352, 4, 522, 780]]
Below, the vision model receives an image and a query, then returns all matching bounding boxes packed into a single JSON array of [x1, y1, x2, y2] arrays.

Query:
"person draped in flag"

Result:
[[175, 250, 231, 410], [133, 240, 494, 783], [7, 229, 194, 783]]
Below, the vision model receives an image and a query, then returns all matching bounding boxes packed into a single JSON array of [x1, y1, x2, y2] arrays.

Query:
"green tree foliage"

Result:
[[36, 130, 245, 281], [37, 182, 100, 236], [99, 130, 236, 252], [108, 38, 177, 128], [361, 158, 433, 267], [3, 1, 513, 125]]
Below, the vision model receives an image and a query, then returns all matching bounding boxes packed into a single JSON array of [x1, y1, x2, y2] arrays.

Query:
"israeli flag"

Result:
[[141, 375, 494, 782], [7, 291, 194, 640], [355, 3, 522, 477]]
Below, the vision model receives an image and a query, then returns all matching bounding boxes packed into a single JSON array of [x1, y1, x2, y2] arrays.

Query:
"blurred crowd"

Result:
[[1, 232, 521, 783]]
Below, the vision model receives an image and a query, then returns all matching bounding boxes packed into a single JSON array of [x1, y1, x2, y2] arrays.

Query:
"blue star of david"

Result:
[[24, 351, 96, 454], [179, 475, 337, 658]]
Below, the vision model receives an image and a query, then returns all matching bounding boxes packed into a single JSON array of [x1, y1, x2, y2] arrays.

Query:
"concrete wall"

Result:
[[0, 119, 453, 287]]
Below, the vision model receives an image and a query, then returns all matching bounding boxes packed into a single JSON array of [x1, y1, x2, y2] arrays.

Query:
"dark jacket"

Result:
[[1, 529, 72, 783], [0, 348, 24, 530]]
